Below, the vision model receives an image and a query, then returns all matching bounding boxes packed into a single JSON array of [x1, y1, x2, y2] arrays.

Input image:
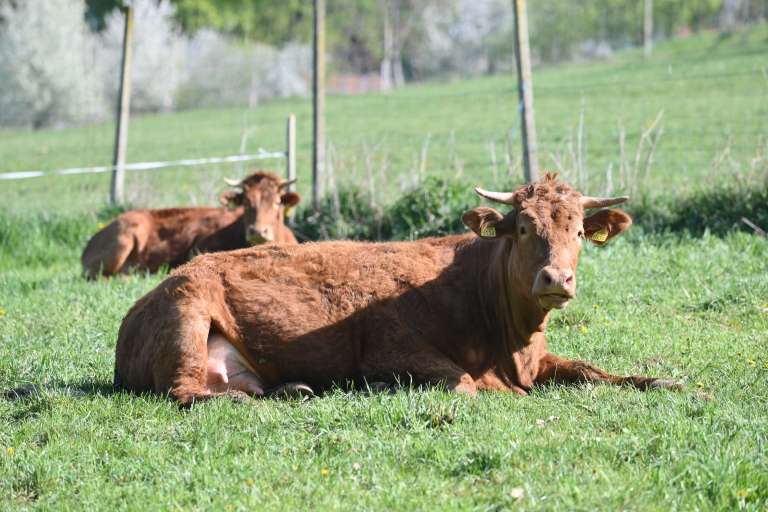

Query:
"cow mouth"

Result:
[[536, 293, 573, 309], [247, 234, 271, 245]]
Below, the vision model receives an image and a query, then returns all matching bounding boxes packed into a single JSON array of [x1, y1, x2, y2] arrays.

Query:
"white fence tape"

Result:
[[0, 149, 286, 181]]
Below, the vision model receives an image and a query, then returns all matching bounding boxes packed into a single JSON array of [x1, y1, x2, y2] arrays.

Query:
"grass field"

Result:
[[1, 227, 766, 509], [1, 25, 768, 511]]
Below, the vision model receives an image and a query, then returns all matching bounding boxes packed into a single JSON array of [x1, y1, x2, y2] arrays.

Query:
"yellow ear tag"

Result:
[[480, 226, 496, 238], [591, 227, 609, 242], [284, 206, 293, 218]]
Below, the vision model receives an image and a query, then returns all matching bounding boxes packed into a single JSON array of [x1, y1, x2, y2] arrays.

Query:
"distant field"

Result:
[[1, 24, 767, 213]]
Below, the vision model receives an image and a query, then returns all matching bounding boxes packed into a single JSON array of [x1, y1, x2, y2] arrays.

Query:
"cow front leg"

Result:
[[536, 353, 681, 391], [473, 370, 528, 396], [362, 346, 477, 395]]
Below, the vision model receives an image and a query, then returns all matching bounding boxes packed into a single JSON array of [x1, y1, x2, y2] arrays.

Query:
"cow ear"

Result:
[[462, 207, 514, 239], [281, 191, 301, 208], [583, 208, 632, 245], [219, 190, 242, 210]]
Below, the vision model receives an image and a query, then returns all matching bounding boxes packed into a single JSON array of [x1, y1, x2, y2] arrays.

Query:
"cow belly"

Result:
[[206, 333, 265, 396]]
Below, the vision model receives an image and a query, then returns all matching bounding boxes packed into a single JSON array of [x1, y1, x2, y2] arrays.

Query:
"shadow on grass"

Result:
[[3, 379, 116, 401]]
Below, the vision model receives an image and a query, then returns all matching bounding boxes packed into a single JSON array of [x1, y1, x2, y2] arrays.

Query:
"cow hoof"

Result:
[[649, 379, 683, 391], [268, 382, 315, 400], [453, 382, 477, 396]]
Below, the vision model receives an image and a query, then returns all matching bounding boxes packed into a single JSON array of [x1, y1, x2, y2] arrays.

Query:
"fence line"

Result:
[[0, 149, 285, 181]]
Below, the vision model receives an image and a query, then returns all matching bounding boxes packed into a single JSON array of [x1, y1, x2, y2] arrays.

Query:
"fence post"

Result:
[[644, 0, 653, 58], [110, 5, 134, 205], [512, 0, 538, 182], [312, 0, 326, 210], [286, 114, 296, 190]]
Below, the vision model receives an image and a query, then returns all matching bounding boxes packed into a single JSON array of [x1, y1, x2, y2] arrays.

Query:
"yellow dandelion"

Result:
[[736, 489, 749, 498], [0, 308, 5, 317], [5, 447, 13, 456], [245, 478, 254, 487], [748, 359, 756, 367], [320, 468, 330, 477], [695, 382, 704, 388], [579, 325, 589, 334]]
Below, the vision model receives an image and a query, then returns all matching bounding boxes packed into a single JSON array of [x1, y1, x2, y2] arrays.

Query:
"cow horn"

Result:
[[579, 195, 629, 208], [474, 187, 516, 205], [280, 178, 297, 189], [223, 177, 241, 187]]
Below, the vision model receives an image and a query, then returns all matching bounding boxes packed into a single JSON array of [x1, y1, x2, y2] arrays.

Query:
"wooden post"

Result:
[[110, 5, 134, 205], [643, 0, 653, 59], [286, 114, 296, 190], [512, 0, 538, 182], [312, 0, 326, 209]]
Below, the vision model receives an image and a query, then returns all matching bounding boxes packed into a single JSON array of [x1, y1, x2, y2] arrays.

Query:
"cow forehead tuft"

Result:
[[510, 178, 583, 235], [240, 170, 283, 189]]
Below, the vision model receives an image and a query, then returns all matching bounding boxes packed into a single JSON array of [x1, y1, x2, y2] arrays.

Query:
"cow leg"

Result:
[[473, 370, 528, 396], [362, 344, 477, 396], [535, 353, 681, 390], [83, 229, 135, 278]]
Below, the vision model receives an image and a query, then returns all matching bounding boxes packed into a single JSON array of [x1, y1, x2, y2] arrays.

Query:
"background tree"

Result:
[[0, 0, 107, 128]]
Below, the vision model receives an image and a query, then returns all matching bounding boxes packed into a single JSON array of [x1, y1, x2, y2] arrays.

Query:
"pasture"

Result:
[[1, 26, 768, 510]]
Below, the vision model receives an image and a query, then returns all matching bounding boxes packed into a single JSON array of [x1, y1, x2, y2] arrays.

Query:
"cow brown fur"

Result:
[[81, 171, 299, 279], [113, 175, 680, 404]]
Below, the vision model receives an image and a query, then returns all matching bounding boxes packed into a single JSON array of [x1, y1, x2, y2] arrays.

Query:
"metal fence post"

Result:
[[110, 5, 134, 205], [512, 0, 539, 182], [312, 0, 326, 209], [286, 114, 296, 189]]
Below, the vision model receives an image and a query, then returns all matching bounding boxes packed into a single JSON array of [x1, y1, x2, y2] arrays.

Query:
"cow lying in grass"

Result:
[[114, 174, 680, 404], [81, 171, 300, 279]]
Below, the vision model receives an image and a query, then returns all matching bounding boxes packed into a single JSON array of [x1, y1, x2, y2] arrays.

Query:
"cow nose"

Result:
[[533, 266, 576, 298]]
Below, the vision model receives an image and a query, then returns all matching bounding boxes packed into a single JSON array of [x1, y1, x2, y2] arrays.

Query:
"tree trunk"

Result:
[[391, 0, 405, 88], [380, 0, 393, 91], [643, 0, 653, 59]]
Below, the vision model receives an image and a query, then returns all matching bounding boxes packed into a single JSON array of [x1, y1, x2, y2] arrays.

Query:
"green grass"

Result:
[[2, 25, 768, 510], [1, 227, 766, 510], [1, 24, 768, 213]]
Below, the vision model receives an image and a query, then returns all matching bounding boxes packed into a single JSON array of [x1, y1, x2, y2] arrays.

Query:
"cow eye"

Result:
[[577, 230, 585, 239]]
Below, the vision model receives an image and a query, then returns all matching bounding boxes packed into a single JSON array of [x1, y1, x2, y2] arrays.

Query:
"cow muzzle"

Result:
[[532, 266, 576, 310], [246, 226, 274, 245]]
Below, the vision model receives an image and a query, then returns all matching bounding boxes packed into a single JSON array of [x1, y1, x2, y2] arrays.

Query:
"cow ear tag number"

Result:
[[591, 227, 609, 242], [480, 226, 496, 238]]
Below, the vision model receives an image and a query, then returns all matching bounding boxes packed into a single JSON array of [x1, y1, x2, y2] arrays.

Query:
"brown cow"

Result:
[[81, 171, 300, 279], [113, 174, 680, 404]]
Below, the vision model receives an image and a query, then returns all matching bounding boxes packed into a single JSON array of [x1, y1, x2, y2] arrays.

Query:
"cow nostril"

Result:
[[542, 273, 552, 286], [565, 274, 574, 285]]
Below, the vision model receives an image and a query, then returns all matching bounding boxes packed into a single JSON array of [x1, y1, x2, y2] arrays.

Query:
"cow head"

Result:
[[463, 173, 632, 311], [219, 171, 300, 245]]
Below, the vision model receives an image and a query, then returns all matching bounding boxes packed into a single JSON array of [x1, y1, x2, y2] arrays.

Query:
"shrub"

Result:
[[0, 0, 107, 128], [292, 186, 381, 241], [99, 0, 186, 113]]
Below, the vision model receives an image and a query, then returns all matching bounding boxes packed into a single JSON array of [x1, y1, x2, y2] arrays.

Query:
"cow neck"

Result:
[[484, 237, 548, 352]]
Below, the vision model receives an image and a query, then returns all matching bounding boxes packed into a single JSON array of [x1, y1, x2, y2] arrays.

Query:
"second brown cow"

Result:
[[81, 171, 300, 278], [114, 174, 680, 404]]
